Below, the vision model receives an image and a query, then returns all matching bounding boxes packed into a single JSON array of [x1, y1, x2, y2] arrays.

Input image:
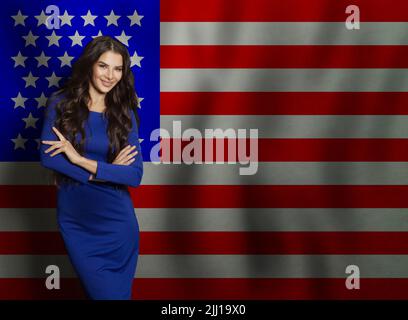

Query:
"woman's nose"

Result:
[[106, 69, 113, 79]]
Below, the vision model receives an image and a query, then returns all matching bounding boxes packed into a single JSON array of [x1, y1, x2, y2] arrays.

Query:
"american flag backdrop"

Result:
[[2, 0, 408, 300]]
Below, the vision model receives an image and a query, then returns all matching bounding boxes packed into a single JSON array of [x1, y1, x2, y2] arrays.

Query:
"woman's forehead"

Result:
[[97, 51, 123, 66]]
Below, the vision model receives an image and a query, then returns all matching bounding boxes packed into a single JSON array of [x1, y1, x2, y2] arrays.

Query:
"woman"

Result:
[[40, 36, 143, 300]]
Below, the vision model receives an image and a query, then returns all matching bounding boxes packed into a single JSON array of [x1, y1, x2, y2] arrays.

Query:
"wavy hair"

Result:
[[46, 36, 140, 187]]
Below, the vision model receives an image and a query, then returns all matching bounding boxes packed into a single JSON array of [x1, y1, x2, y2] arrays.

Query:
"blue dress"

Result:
[[40, 99, 143, 300]]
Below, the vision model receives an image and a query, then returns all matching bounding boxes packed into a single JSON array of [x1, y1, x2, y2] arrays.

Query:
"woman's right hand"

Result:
[[112, 145, 138, 165]]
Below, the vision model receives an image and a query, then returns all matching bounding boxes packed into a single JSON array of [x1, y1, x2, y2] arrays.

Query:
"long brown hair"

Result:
[[46, 36, 140, 186]]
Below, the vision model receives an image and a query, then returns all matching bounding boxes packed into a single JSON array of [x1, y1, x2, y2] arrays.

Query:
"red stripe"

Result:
[[0, 279, 87, 300], [0, 232, 66, 254], [133, 278, 408, 300], [3, 185, 408, 208], [2, 278, 408, 299], [141, 232, 408, 254], [3, 231, 408, 254], [163, 139, 408, 161], [130, 186, 408, 208], [161, 0, 408, 22], [161, 46, 408, 68], [160, 92, 408, 115]]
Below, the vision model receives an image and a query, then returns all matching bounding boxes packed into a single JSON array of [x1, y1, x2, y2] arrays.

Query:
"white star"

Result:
[[35, 10, 49, 27], [92, 30, 104, 39], [69, 30, 85, 47], [11, 92, 27, 109], [137, 97, 144, 109], [11, 10, 28, 27], [23, 72, 39, 88], [46, 30, 62, 47], [46, 72, 62, 88], [58, 51, 74, 67], [128, 10, 143, 27], [139, 138, 144, 144], [115, 30, 131, 46], [35, 51, 51, 67], [22, 113, 39, 129], [11, 51, 27, 68], [130, 50, 144, 68], [59, 10, 74, 26], [22, 31, 39, 47], [11, 133, 27, 150], [81, 10, 97, 26], [104, 10, 120, 26], [35, 93, 48, 108]]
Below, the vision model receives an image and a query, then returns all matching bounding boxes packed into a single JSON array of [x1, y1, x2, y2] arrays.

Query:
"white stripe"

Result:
[[160, 22, 408, 45], [161, 69, 408, 92], [2, 208, 408, 232], [4, 162, 408, 185], [143, 162, 408, 185], [160, 115, 408, 138], [1, 255, 408, 278]]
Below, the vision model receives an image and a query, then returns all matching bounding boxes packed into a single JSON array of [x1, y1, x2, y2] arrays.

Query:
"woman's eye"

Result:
[[99, 65, 107, 69]]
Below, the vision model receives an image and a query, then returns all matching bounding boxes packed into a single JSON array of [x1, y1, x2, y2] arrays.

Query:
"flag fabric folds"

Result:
[[2, 0, 408, 299]]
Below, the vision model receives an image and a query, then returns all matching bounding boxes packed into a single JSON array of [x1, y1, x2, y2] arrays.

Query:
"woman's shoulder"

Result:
[[47, 91, 65, 108], [44, 90, 67, 118], [48, 90, 66, 106]]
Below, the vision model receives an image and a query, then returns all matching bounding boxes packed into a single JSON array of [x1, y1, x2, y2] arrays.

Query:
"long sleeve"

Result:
[[94, 110, 143, 187], [40, 98, 91, 183]]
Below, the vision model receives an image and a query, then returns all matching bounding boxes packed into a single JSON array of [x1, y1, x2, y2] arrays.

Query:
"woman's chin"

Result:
[[95, 86, 112, 94]]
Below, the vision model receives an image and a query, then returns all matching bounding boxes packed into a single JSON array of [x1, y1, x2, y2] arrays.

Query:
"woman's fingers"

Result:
[[114, 149, 138, 165], [44, 143, 63, 154], [122, 145, 136, 156], [116, 145, 131, 157], [124, 158, 136, 165], [49, 148, 64, 157], [117, 145, 130, 155], [115, 145, 137, 162], [117, 153, 137, 165], [112, 145, 138, 165], [116, 145, 131, 160], [123, 151, 138, 162], [52, 127, 66, 141]]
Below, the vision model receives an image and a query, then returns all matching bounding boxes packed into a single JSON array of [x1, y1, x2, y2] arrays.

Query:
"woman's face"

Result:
[[90, 50, 123, 94]]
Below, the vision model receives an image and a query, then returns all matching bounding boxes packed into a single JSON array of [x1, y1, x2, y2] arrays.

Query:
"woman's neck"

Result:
[[88, 85, 106, 111]]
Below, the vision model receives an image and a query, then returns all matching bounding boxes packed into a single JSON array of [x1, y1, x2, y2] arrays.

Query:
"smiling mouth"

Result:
[[101, 80, 113, 87]]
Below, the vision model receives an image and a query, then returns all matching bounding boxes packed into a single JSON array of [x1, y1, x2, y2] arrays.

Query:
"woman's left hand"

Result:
[[42, 126, 83, 165]]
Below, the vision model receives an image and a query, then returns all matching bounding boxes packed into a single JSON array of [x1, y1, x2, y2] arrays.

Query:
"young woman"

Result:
[[40, 36, 143, 300]]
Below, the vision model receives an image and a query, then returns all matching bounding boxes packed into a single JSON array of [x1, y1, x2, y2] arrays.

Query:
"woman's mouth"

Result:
[[101, 80, 113, 87]]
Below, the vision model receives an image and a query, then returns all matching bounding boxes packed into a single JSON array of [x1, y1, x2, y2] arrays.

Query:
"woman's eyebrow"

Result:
[[98, 60, 123, 68]]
